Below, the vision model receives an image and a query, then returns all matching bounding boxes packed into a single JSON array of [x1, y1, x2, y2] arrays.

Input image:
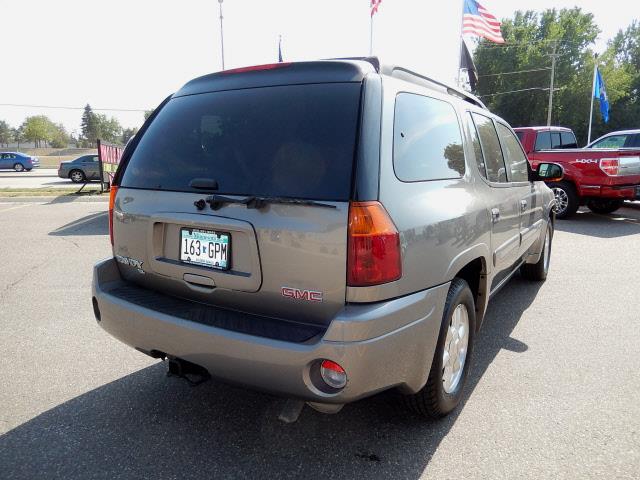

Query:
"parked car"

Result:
[[587, 129, 640, 149], [0, 152, 39, 171], [92, 58, 559, 419], [58, 154, 100, 183], [514, 126, 640, 218], [514, 126, 578, 150]]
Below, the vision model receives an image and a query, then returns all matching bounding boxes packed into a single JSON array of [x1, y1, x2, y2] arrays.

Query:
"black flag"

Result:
[[460, 38, 478, 91], [278, 36, 283, 63]]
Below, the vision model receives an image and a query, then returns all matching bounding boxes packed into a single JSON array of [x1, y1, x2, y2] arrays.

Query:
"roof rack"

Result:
[[332, 57, 487, 110]]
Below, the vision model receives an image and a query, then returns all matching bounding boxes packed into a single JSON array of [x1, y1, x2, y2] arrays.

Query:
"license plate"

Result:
[[180, 228, 230, 270]]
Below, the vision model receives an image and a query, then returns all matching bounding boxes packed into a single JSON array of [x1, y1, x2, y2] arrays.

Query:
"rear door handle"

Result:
[[520, 200, 528, 212], [491, 208, 500, 223]]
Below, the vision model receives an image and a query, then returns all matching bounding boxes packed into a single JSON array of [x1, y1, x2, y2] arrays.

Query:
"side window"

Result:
[[472, 113, 507, 183], [467, 112, 487, 179], [92, 156, 99, 162], [629, 134, 640, 148], [496, 123, 529, 182], [393, 93, 465, 182], [515, 131, 525, 143], [560, 132, 577, 148], [550, 132, 561, 149], [591, 135, 627, 149], [534, 132, 551, 151]]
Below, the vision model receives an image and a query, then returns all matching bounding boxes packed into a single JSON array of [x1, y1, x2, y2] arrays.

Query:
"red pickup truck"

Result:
[[514, 126, 640, 218]]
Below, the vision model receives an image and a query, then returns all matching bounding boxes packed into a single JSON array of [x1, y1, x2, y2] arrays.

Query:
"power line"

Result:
[[479, 67, 551, 77], [478, 87, 550, 98], [0, 103, 148, 112]]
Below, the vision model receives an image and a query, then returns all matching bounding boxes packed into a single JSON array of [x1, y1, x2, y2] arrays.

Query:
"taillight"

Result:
[[599, 158, 619, 176], [108, 186, 118, 246], [347, 201, 402, 287]]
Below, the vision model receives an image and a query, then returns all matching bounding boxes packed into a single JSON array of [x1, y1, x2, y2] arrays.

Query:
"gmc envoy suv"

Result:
[[92, 58, 559, 418]]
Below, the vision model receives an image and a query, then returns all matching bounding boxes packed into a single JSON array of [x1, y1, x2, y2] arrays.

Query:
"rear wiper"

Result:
[[189, 178, 219, 190], [194, 194, 337, 211]]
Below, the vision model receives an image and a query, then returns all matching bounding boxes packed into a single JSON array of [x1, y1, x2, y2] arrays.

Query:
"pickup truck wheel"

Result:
[[403, 278, 476, 418], [521, 221, 553, 281], [548, 181, 578, 219], [69, 169, 86, 183], [587, 199, 623, 215]]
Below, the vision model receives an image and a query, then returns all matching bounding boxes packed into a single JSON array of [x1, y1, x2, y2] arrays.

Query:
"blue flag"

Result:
[[594, 68, 609, 123]]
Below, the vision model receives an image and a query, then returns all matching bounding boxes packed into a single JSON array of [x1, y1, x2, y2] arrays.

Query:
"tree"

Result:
[[143, 109, 154, 121], [21, 115, 56, 148], [0, 120, 12, 147], [49, 123, 70, 148], [121, 127, 138, 145], [12, 127, 24, 150], [81, 104, 100, 147], [472, 8, 628, 144]]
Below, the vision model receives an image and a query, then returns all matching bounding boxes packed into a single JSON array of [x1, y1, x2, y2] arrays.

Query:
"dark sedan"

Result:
[[58, 154, 100, 183]]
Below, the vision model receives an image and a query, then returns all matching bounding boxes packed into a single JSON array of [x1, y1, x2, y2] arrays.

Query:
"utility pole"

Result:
[[546, 42, 559, 126], [218, 0, 225, 70]]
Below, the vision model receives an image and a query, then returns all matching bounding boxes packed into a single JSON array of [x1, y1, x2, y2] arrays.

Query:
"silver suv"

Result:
[[92, 59, 560, 418]]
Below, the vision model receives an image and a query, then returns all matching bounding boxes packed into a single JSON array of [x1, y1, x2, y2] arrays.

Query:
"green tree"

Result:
[[21, 115, 55, 148], [0, 120, 12, 147], [94, 114, 122, 143], [81, 104, 100, 147], [12, 127, 24, 150], [121, 127, 138, 145], [143, 109, 154, 121], [473, 8, 616, 144], [49, 123, 70, 148]]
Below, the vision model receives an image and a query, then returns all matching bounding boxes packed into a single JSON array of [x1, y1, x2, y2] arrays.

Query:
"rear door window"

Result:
[[472, 113, 507, 183], [467, 112, 487, 179], [560, 131, 577, 148], [534, 132, 551, 150], [550, 132, 561, 149], [496, 123, 529, 182], [121, 83, 362, 201], [591, 135, 627, 149], [624, 134, 640, 148], [393, 93, 465, 181]]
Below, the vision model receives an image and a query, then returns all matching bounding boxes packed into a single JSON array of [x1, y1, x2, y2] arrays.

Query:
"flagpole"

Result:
[[369, 12, 373, 56], [587, 54, 598, 145], [457, 0, 466, 88]]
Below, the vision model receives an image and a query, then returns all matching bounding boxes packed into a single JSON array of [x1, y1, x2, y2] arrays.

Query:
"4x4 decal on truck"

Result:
[[574, 159, 598, 164]]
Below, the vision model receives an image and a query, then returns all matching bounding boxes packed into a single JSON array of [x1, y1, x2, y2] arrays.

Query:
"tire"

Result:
[[69, 169, 86, 183], [547, 181, 579, 219], [521, 220, 553, 281], [403, 278, 476, 418], [586, 199, 623, 215], [13, 163, 24, 172]]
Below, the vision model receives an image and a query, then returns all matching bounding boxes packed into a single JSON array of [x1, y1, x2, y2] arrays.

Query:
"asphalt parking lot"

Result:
[[0, 198, 639, 479]]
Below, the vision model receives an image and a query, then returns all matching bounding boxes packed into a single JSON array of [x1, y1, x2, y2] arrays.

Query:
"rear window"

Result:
[[534, 132, 551, 150], [560, 131, 577, 148], [121, 83, 362, 200]]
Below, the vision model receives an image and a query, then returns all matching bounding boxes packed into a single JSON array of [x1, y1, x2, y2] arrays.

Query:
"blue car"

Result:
[[0, 152, 40, 172]]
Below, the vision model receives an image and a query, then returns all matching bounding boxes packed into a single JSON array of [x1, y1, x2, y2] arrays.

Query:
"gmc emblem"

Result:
[[281, 286, 323, 302]]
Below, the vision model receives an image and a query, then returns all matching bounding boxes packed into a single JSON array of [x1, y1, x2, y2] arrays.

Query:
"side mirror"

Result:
[[532, 162, 563, 182]]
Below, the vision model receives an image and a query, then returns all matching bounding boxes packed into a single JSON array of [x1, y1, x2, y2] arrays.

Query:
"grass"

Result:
[[0, 187, 105, 197], [38, 156, 78, 169]]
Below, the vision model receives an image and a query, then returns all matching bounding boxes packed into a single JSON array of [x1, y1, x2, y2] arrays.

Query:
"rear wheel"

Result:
[[13, 163, 24, 172], [521, 220, 553, 281], [548, 181, 579, 219], [587, 199, 623, 215], [403, 278, 476, 418], [69, 169, 86, 183]]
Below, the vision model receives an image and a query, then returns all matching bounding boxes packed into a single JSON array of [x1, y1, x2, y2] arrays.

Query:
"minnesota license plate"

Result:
[[180, 228, 230, 270]]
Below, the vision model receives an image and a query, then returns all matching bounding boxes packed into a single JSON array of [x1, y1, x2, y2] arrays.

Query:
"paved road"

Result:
[[0, 169, 93, 189], [0, 199, 639, 479]]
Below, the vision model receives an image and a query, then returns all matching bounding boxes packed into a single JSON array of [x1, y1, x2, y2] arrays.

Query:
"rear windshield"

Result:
[[121, 83, 362, 200]]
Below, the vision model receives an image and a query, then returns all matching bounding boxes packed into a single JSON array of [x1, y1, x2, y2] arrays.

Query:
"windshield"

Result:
[[121, 83, 362, 201]]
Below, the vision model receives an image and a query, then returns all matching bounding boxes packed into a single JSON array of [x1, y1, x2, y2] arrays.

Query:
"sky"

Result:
[[0, 0, 635, 135]]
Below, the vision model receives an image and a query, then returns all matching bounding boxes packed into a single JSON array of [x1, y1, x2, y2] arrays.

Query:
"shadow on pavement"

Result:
[[554, 207, 640, 238], [0, 277, 541, 480], [49, 211, 108, 236]]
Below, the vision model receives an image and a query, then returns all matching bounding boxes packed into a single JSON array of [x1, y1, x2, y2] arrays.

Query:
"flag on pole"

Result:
[[460, 38, 478, 90], [370, 0, 382, 17], [278, 36, 283, 63], [594, 68, 609, 123], [462, 0, 505, 44]]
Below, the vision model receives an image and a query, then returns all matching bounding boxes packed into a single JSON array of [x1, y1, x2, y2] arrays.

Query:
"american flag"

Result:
[[370, 0, 382, 17], [462, 0, 505, 44]]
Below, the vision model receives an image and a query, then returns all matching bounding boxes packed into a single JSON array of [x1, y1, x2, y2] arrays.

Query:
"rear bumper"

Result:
[[92, 258, 447, 404], [578, 184, 640, 200]]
